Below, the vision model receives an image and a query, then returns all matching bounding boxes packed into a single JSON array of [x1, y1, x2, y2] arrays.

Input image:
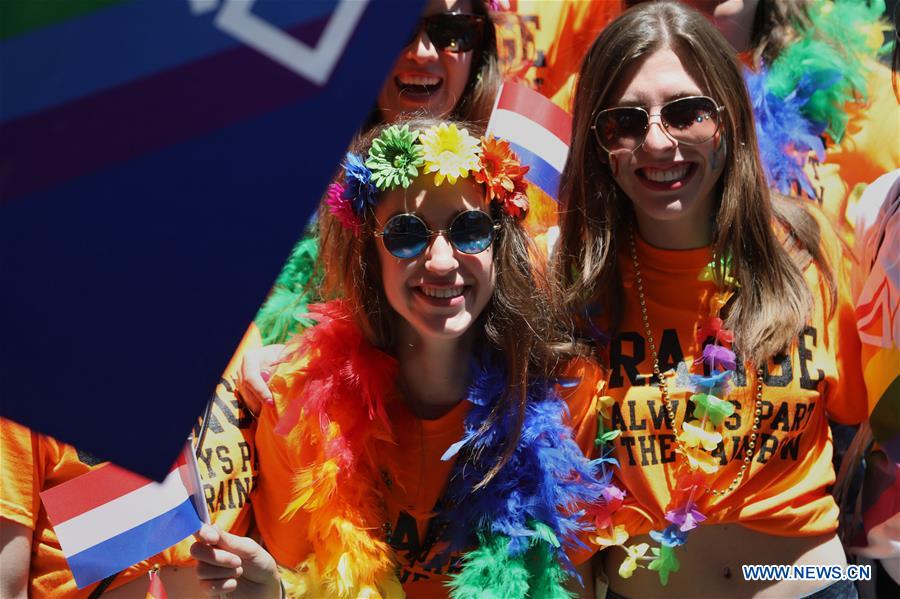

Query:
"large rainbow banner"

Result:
[[0, 0, 422, 479]]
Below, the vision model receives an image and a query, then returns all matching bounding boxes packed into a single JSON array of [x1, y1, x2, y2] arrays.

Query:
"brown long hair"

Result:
[[747, 0, 812, 67], [453, 0, 502, 124], [556, 1, 833, 367], [317, 117, 570, 485]]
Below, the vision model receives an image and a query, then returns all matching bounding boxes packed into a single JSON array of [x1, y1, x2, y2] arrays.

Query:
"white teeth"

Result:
[[643, 165, 689, 182], [397, 75, 440, 86], [420, 286, 464, 299]]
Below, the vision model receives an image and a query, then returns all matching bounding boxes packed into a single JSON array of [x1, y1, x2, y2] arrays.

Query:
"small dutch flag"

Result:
[[40, 442, 206, 589], [487, 82, 572, 201]]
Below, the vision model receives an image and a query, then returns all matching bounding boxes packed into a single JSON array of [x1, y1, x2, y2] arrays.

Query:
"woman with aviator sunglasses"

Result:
[[192, 118, 608, 598], [556, 3, 866, 598]]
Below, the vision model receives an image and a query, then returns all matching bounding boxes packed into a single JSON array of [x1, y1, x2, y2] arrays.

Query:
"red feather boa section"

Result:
[[272, 300, 403, 597]]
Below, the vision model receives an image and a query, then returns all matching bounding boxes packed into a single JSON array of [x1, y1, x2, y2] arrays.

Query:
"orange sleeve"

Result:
[[253, 400, 315, 569], [252, 349, 321, 569], [0, 418, 41, 530], [557, 357, 602, 460], [810, 207, 868, 424]]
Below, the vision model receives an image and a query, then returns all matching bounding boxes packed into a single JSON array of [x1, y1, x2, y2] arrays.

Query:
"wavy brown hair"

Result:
[[453, 0, 503, 124], [316, 117, 571, 485], [747, 0, 812, 67], [556, 1, 834, 367]]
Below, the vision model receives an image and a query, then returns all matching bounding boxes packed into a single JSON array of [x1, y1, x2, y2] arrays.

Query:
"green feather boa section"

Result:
[[448, 535, 531, 599], [447, 529, 575, 599], [524, 534, 573, 599], [766, 0, 887, 142], [254, 232, 321, 345]]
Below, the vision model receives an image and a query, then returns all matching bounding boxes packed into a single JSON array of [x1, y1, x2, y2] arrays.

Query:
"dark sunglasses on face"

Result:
[[406, 12, 486, 53], [591, 95, 724, 153], [375, 210, 500, 259]]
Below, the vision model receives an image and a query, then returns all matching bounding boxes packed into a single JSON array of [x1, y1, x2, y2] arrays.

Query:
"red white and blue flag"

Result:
[[487, 82, 572, 201], [40, 443, 205, 589]]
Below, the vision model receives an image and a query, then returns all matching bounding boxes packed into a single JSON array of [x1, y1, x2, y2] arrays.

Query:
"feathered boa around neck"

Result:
[[745, 0, 886, 197], [271, 300, 609, 598]]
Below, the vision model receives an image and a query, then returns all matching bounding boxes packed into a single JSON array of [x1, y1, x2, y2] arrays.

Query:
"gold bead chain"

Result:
[[628, 229, 764, 496]]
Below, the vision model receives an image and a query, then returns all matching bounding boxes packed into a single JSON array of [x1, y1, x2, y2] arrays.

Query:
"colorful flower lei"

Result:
[[592, 257, 752, 586], [332, 124, 531, 232]]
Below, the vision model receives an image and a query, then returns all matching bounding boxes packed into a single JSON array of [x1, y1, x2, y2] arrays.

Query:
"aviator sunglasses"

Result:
[[406, 12, 486, 53], [375, 210, 500, 259], [591, 95, 724, 153]]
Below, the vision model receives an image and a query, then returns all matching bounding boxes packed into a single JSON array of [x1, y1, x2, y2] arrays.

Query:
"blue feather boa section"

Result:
[[745, 67, 828, 197], [434, 356, 609, 596], [744, 0, 885, 197]]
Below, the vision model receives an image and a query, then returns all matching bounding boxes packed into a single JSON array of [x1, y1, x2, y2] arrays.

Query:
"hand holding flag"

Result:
[[191, 524, 281, 598]]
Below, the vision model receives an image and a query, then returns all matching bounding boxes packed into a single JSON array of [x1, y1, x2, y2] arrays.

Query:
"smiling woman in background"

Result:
[[374, 0, 500, 125]]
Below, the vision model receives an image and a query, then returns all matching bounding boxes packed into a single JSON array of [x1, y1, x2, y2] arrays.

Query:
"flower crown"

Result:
[[326, 123, 530, 232]]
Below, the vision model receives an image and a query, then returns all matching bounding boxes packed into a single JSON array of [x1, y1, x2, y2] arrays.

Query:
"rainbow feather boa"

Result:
[[274, 300, 607, 598], [745, 0, 886, 196]]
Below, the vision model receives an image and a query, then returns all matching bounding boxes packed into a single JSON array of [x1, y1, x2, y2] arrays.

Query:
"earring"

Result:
[[609, 153, 619, 177]]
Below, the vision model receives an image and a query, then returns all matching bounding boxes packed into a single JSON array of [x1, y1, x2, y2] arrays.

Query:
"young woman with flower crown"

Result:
[[190, 118, 608, 598], [556, 3, 867, 598], [236, 0, 503, 412]]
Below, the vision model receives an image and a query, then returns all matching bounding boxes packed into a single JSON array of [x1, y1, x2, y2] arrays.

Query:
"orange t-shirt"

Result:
[[591, 218, 866, 543], [253, 355, 600, 599], [0, 325, 260, 597]]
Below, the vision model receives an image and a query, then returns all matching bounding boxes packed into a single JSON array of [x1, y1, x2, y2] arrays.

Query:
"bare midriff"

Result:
[[602, 524, 846, 598]]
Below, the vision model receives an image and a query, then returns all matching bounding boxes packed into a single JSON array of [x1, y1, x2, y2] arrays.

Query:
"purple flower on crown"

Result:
[[342, 152, 378, 217], [325, 182, 361, 232]]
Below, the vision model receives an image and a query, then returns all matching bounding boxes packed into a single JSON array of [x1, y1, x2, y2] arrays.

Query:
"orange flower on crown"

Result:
[[475, 135, 530, 218]]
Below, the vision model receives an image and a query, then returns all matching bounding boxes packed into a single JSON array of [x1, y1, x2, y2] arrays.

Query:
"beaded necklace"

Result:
[[629, 230, 764, 495], [601, 231, 767, 585]]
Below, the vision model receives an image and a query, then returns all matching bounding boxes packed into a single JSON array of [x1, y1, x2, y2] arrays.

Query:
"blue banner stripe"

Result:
[[66, 498, 201, 589], [0, 0, 335, 123], [508, 141, 562, 201]]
